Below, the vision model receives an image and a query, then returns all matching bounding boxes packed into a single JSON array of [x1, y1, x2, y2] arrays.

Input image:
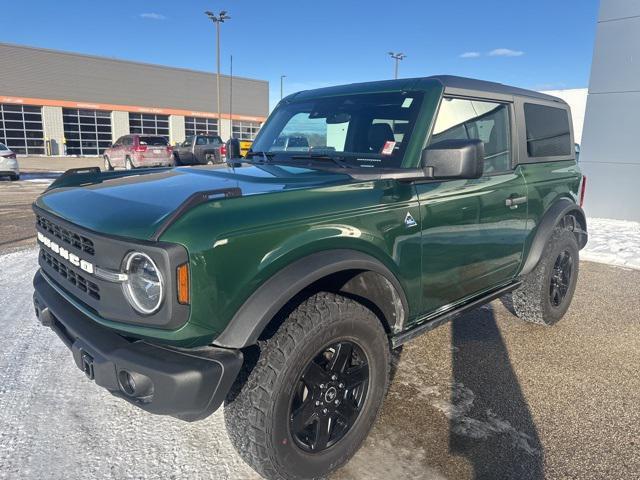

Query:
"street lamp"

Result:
[[388, 52, 406, 79], [280, 75, 287, 100], [205, 10, 231, 135]]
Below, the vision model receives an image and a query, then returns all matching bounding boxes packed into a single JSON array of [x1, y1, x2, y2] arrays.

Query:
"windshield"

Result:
[[196, 136, 222, 145], [0, 143, 8, 151], [139, 136, 168, 146], [252, 91, 424, 169]]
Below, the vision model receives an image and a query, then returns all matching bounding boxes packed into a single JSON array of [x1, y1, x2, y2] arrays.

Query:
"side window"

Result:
[[123, 136, 133, 146], [430, 98, 512, 174], [196, 136, 207, 146], [183, 136, 194, 147], [524, 103, 571, 158], [114, 137, 123, 146]]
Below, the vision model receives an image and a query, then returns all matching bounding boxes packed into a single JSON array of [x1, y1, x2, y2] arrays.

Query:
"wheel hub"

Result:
[[550, 249, 573, 307], [289, 341, 369, 453]]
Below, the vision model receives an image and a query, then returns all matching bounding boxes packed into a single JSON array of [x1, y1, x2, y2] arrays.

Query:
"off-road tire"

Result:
[[103, 156, 113, 171], [513, 227, 579, 325], [224, 292, 390, 480]]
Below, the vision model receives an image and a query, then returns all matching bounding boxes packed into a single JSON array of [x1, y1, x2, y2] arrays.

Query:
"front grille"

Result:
[[36, 214, 95, 256], [41, 250, 100, 300]]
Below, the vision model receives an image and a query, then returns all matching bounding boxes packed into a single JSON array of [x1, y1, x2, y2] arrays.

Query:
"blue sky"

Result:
[[1, 0, 599, 110]]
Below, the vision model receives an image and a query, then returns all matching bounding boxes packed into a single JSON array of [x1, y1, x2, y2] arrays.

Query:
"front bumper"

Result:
[[0, 157, 19, 175], [33, 269, 243, 421]]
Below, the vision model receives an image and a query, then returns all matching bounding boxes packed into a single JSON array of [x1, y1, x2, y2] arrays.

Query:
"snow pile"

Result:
[[582, 218, 640, 270], [0, 248, 260, 480]]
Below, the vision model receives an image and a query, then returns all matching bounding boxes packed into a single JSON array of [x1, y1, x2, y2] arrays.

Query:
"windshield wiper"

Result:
[[245, 151, 276, 163], [290, 154, 352, 169]]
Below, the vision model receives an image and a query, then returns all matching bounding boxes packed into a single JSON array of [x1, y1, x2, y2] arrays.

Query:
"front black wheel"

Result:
[[224, 292, 390, 480]]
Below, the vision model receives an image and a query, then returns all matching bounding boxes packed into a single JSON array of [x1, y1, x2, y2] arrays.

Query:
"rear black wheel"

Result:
[[513, 226, 580, 325], [224, 292, 390, 480]]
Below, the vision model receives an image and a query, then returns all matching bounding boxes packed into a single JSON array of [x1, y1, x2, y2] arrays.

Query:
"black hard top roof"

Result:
[[289, 75, 565, 105], [427, 75, 564, 103]]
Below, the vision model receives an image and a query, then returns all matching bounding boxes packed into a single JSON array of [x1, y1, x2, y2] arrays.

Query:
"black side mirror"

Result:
[[421, 139, 484, 180], [226, 138, 243, 160]]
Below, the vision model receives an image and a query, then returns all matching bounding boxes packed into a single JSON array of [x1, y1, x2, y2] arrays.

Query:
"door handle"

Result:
[[505, 195, 527, 209]]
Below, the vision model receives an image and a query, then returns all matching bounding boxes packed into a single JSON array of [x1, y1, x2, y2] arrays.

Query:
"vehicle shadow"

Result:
[[449, 303, 544, 479]]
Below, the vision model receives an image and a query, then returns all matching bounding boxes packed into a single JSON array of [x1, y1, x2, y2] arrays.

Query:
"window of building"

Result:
[[185, 116, 218, 137], [232, 121, 261, 140], [129, 113, 169, 139], [524, 103, 571, 158], [0, 104, 45, 155], [62, 108, 112, 156], [430, 98, 511, 174]]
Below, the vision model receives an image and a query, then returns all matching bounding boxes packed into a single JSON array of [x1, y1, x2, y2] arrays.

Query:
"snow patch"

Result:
[[583, 218, 640, 270], [432, 383, 540, 456]]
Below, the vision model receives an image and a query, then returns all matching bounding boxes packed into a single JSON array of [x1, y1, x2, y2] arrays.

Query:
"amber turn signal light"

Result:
[[177, 264, 190, 305]]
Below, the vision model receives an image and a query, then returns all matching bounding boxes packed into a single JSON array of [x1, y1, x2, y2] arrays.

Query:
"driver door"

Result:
[[416, 96, 528, 315]]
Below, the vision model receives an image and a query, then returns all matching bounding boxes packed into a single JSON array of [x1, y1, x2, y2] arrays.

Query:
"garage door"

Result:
[[63, 108, 112, 156], [0, 104, 45, 155], [129, 113, 169, 140], [185, 116, 219, 136], [232, 121, 261, 140]]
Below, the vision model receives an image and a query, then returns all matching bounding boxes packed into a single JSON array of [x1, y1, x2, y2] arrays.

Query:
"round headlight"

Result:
[[122, 252, 164, 314]]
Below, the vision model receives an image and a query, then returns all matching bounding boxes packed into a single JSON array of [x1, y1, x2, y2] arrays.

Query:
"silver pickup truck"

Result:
[[171, 135, 226, 165]]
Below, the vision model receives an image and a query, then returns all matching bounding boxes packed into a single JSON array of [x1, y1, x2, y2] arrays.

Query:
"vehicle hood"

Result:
[[35, 164, 352, 240]]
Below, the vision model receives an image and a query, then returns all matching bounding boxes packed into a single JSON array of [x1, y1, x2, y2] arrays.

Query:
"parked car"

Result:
[[271, 135, 310, 152], [33, 76, 587, 480], [172, 134, 226, 165], [102, 134, 173, 171], [0, 143, 19, 180]]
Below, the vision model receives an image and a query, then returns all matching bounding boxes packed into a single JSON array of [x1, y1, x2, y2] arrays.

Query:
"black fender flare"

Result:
[[212, 249, 409, 349], [520, 198, 588, 276]]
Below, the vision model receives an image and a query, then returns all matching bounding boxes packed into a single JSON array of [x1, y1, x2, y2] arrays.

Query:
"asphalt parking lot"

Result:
[[1, 170, 639, 479]]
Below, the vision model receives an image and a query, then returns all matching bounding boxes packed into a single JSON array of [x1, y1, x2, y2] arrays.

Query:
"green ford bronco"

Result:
[[33, 76, 587, 480]]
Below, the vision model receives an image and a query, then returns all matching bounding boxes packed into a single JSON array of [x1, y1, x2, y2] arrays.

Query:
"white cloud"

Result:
[[489, 48, 524, 57], [140, 13, 166, 20], [459, 52, 481, 59]]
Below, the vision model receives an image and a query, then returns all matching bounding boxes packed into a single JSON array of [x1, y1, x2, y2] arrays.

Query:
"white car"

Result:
[[0, 143, 19, 181]]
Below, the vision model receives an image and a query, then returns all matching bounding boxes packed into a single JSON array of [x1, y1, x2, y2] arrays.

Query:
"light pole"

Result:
[[229, 54, 233, 138], [280, 75, 286, 100], [388, 52, 406, 79], [205, 10, 231, 135]]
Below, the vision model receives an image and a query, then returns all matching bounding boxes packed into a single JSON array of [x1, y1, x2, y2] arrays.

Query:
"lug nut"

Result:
[[338, 383, 344, 389], [319, 383, 325, 389], [331, 375, 338, 381], [322, 408, 328, 414], [315, 400, 320, 406], [335, 400, 340, 406]]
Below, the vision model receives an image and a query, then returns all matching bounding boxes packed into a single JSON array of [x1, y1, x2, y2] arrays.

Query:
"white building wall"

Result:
[[580, 0, 640, 221], [169, 115, 185, 145], [111, 111, 129, 143], [540, 88, 588, 143], [41, 106, 64, 155], [220, 118, 231, 141]]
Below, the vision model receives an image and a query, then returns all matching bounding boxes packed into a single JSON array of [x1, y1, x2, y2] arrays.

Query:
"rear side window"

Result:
[[139, 136, 168, 146], [524, 103, 571, 158]]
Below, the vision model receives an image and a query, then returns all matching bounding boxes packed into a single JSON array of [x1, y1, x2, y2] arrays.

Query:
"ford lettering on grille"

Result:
[[38, 232, 94, 274]]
